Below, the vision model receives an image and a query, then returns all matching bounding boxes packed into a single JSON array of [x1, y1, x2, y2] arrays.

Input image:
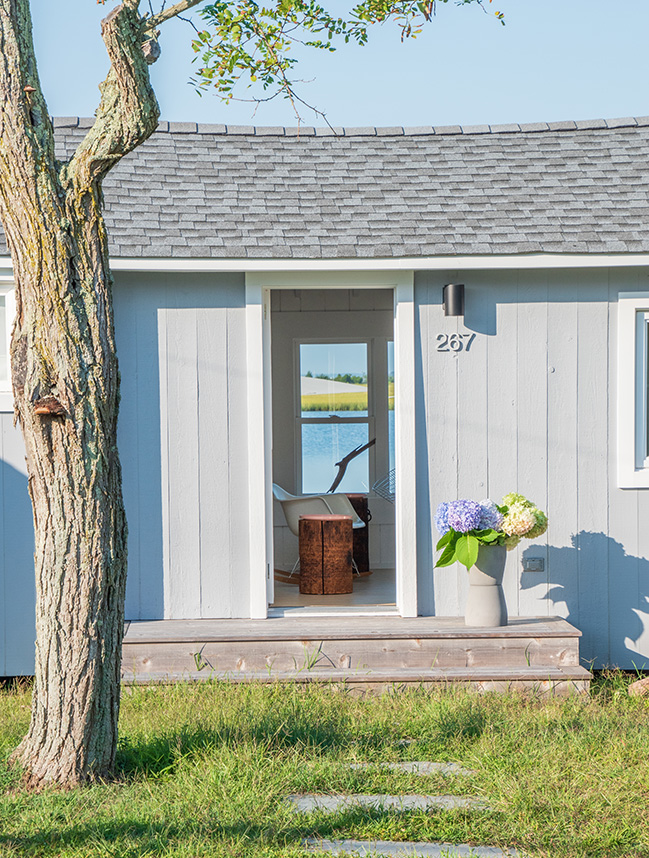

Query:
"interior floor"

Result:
[[272, 567, 396, 608]]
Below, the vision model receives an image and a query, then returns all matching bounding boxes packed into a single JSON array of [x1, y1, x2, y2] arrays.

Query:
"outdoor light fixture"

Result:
[[443, 283, 465, 317]]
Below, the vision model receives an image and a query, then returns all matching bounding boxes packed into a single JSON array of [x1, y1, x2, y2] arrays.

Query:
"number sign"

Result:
[[436, 333, 476, 353]]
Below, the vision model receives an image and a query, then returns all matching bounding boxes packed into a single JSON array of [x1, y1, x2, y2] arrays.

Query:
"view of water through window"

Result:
[[299, 342, 394, 494]]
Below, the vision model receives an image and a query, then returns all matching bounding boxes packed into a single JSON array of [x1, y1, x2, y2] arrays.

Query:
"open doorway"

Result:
[[270, 288, 396, 611]]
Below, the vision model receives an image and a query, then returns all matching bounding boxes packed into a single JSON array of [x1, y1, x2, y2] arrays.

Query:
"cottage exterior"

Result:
[[2, 115, 649, 676]]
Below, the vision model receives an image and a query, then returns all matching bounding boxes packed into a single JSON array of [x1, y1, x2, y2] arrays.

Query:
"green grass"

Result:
[[0, 673, 648, 857], [301, 383, 394, 411]]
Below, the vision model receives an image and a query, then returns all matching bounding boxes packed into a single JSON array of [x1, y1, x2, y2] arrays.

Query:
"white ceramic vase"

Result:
[[464, 544, 508, 627]]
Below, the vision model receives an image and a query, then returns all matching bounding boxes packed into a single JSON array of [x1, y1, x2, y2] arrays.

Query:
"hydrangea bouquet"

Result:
[[435, 493, 547, 570]]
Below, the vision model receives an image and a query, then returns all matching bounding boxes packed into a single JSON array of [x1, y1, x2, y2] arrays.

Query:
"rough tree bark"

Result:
[[0, 0, 161, 787]]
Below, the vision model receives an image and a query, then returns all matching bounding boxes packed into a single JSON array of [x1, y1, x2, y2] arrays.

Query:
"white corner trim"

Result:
[[618, 293, 649, 488], [394, 278, 418, 617], [245, 282, 274, 618], [0, 252, 638, 274]]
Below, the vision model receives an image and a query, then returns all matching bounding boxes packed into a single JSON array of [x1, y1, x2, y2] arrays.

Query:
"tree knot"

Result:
[[33, 396, 66, 418], [142, 38, 161, 64]]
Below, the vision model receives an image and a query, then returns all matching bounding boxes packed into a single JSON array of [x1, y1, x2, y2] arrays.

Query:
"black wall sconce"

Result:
[[443, 283, 465, 317]]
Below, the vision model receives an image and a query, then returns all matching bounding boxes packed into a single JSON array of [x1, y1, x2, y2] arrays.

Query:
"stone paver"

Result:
[[348, 762, 475, 777], [287, 794, 490, 813], [305, 838, 518, 857]]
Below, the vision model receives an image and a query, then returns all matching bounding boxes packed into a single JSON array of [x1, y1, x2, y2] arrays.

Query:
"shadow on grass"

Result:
[[116, 715, 354, 778], [0, 803, 498, 858], [116, 692, 488, 779]]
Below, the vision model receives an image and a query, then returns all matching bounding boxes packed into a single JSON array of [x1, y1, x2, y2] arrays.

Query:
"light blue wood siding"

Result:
[[414, 267, 649, 668], [115, 272, 250, 621], [0, 415, 34, 675], [4, 267, 649, 673]]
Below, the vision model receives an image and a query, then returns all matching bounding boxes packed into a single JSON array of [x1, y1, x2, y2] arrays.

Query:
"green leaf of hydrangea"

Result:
[[455, 534, 479, 569], [435, 543, 457, 568], [435, 530, 455, 551]]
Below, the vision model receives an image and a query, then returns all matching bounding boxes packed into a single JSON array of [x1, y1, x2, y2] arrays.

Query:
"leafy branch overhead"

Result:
[[95, 0, 502, 113]]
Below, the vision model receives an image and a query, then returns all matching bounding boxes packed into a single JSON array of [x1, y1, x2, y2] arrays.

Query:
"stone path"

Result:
[[305, 838, 518, 857], [291, 759, 517, 857], [286, 794, 490, 813], [347, 762, 475, 777]]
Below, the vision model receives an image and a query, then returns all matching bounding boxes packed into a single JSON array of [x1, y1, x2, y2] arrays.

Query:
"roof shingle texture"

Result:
[[12, 117, 649, 259]]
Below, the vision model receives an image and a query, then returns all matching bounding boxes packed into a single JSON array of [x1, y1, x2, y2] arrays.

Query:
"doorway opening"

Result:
[[270, 288, 396, 612]]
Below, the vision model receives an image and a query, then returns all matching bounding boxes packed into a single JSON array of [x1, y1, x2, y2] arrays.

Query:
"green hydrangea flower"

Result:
[[502, 492, 534, 509], [526, 507, 548, 539]]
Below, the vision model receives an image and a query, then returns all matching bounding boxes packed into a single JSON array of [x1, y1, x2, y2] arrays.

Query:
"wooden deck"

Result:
[[122, 616, 592, 694]]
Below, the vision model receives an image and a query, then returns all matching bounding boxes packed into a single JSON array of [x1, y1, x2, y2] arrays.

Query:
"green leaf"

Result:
[[455, 534, 479, 569], [476, 528, 500, 543], [435, 530, 454, 551], [435, 543, 456, 568]]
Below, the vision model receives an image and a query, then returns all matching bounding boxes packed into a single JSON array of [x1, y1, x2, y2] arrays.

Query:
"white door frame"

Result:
[[245, 271, 417, 619]]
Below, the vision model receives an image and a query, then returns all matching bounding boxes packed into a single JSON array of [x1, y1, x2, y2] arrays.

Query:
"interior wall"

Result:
[[270, 288, 395, 571]]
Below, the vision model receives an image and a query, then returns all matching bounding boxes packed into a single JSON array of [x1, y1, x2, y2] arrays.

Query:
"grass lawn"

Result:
[[0, 673, 648, 857]]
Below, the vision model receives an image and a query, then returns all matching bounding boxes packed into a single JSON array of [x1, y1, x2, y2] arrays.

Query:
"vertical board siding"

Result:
[[456, 278, 491, 616], [415, 271, 462, 617], [4, 267, 649, 671], [546, 279, 580, 632], [516, 271, 549, 618], [575, 272, 611, 664], [416, 267, 649, 668], [116, 272, 249, 622], [164, 305, 201, 618], [0, 416, 34, 675], [116, 279, 165, 621], [607, 270, 644, 668], [485, 272, 520, 616]]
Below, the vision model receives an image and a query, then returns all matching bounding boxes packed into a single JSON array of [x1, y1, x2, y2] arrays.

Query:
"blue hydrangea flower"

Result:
[[478, 499, 504, 531], [435, 502, 450, 535], [447, 499, 483, 533]]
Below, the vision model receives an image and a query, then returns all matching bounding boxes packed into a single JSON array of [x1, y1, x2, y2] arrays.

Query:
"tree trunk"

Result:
[[0, 0, 160, 786]]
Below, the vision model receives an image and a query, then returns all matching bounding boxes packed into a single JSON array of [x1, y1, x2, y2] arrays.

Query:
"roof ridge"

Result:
[[52, 115, 649, 137]]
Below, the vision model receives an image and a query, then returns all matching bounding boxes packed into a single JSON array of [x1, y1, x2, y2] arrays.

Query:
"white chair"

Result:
[[272, 483, 365, 576]]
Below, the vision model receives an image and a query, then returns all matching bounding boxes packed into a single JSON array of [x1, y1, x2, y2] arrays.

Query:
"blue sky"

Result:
[[30, 1, 649, 128]]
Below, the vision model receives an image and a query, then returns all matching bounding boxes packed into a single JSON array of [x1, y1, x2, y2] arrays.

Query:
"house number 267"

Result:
[[436, 333, 476, 353]]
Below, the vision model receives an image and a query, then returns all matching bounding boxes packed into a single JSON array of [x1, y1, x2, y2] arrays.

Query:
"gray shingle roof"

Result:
[[8, 117, 649, 259]]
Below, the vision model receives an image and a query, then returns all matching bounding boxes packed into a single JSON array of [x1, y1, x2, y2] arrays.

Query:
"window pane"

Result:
[[0, 296, 6, 383], [301, 422, 369, 494], [300, 343, 367, 416]]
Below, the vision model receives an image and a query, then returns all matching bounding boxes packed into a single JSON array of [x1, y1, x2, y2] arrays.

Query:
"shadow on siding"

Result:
[[522, 533, 649, 670]]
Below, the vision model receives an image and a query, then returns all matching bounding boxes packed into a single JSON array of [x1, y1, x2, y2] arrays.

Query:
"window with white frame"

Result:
[[297, 341, 372, 494], [618, 293, 649, 487]]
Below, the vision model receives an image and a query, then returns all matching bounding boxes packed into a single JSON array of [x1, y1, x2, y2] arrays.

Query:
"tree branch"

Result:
[[67, 1, 160, 189], [146, 0, 205, 30]]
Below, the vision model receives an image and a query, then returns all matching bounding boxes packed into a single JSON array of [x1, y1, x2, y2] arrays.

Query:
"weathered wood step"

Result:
[[122, 616, 582, 676], [124, 616, 581, 642], [121, 664, 592, 695]]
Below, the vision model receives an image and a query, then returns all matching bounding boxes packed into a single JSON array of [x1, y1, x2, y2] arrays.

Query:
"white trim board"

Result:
[[2, 254, 649, 274], [93, 254, 649, 272], [618, 292, 649, 488], [245, 272, 417, 619]]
